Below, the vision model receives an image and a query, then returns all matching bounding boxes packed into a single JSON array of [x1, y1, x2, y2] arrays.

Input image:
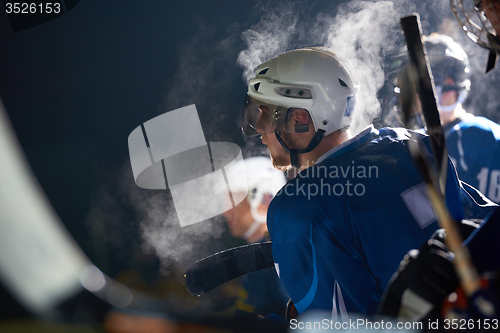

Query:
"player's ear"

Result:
[[288, 109, 312, 133], [290, 109, 310, 125]]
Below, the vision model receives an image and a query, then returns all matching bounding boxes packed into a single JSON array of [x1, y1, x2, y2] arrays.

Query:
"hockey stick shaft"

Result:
[[184, 241, 274, 296], [400, 14, 448, 196], [400, 14, 481, 297], [410, 141, 481, 296]]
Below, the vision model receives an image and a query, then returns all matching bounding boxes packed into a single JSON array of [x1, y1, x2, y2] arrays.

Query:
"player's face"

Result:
[[255, 105, 275, 134], [256, 105, 292, 171], [437, 78, 458, 107], [482, 0, 500, 33], [222, 194, 254, 237]]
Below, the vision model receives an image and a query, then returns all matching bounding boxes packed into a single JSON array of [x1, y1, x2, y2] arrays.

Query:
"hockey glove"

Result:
[[377, 229, 459, 321]]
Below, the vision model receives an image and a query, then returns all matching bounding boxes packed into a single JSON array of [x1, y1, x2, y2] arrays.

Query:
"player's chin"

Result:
[[270, 155, 292, 172], [229, 228, 244, 238]]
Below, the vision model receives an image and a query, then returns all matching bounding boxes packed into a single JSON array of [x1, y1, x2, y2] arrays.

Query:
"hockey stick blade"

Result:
[[184, 241, 274, 296], [400, 14, 448, 196]]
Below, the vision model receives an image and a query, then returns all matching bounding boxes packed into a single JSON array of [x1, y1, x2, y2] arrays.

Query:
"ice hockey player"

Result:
[[241, 47, 496, 318], [220, 156, 289, 320], [424, 33, 500, 203], [380, 33, 500, 203], [377, 32, 500, 330]]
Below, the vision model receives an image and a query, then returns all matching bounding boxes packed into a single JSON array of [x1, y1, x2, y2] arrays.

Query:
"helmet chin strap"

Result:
[[275, 129, 326, 169], [439, 89, 468, 113], [242, 220, 264, 241], [242, 190, 268, 241], [243, 206, 267, 241], [440, 102, 459, 113]]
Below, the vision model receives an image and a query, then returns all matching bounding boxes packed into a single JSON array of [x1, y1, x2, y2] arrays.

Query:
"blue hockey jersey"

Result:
[[267, 126, 495, 318], [446, 116, 500, 203]]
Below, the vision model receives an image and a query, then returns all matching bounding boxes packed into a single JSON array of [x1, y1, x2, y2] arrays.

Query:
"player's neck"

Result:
[[298, 129, 352, 169], [442, 103, 466, 125], [246, 223, 267, 243]]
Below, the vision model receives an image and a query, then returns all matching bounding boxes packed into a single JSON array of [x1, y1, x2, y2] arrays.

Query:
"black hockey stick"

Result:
[[399, 14, 481, 297], [400, 15, 448, 197], [184, 241, 274, 296]]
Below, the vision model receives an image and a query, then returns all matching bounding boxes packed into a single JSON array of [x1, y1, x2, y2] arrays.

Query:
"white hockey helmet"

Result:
[[223, 156, 286, 237], [242, 47, 358, 138], [225, 156, 286, 207]]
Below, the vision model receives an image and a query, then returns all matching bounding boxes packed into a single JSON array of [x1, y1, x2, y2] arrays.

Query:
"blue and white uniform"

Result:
[[446, 115, 500, 204], [267, 126, 495, 317]]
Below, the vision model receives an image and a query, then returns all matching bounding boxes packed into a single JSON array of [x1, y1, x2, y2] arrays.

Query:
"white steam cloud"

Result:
[[133, 190, 227, 273], [85, 163, 228, 277], [236, 0, 500, 130], [321, 1, 408, 132], [158, 19, 245, 143], [237, 4, 299, 81], [237, 1, 410, 134]]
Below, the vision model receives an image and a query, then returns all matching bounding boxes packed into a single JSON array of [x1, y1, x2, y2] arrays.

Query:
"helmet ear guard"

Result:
[[294, 124, 310, 133]]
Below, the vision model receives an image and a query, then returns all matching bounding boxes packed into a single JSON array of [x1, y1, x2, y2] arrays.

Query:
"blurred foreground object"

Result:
[[0, 98, 145, 324], [0, 98, 91, 317]]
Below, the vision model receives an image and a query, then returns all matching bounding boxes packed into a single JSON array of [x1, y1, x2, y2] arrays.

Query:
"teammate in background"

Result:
[[423, 33, 500, 203], [377, 32, 500, 327], [241, 47, 496, 318], [221, 156, 289, 319], [223, 157, 286, 243], [381, 33, 500, 203]]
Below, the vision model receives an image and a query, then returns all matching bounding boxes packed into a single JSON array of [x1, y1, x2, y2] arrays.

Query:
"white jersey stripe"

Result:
[[331, 281, 349, 322]]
